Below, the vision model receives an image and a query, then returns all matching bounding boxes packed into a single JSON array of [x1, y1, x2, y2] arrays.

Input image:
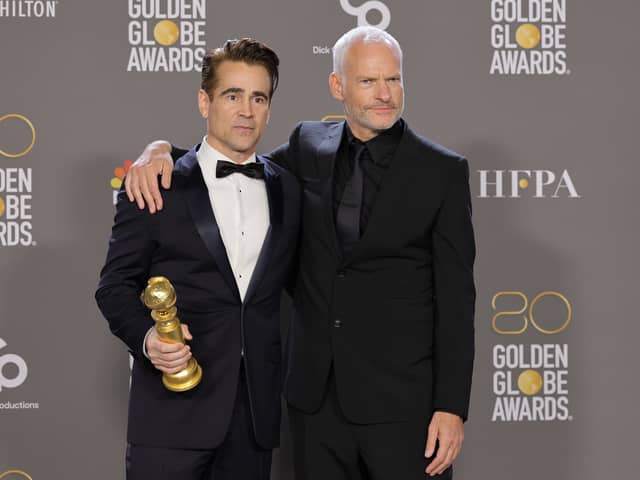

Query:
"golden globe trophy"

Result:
[[142, 276, 202, 392]]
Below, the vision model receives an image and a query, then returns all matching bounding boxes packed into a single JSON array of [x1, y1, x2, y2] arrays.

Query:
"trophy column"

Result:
[[142, 276, 202, 392]]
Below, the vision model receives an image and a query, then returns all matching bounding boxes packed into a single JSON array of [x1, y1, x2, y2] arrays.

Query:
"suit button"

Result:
[[338, 270, 346, 278], [333, 319, 342, 328]]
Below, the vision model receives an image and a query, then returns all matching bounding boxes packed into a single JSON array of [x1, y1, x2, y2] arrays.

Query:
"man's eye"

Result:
[[228, 95, 238, 101], [254, 97, 266, 104]]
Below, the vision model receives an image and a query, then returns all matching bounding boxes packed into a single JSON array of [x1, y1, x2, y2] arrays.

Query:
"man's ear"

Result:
[[329, 72, 345, 102], [198, 89, 210, 119]]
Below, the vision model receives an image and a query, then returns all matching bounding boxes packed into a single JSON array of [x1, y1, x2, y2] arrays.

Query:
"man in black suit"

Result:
[[95, 39, 300, 480], [125, 26, 475, 480]]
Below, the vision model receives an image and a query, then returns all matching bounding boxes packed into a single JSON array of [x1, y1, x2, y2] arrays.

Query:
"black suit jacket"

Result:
[[268, 120, 475, 423], [95, 146, 300, 449]]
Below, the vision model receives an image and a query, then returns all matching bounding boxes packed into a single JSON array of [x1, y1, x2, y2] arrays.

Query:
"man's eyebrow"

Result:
[[252, 90, 269, 99], [219, 87, 244, 96]]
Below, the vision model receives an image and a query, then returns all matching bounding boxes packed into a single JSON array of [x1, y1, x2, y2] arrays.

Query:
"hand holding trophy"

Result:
[[143, 276, 202, 392]]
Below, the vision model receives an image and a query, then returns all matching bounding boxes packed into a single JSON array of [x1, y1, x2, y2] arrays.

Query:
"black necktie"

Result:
[[216, 160, 265, 179], [336, 143, 366, 252]]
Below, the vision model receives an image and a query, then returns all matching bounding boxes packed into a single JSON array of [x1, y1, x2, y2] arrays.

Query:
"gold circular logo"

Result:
[[0, 197, 5, 217], [0, 470, 33, 480], [518, 369, 543, 395], [516, 24, 541, 49], [519, 178, 529, 189], [0, 114, 36, 158], [154, 20, 180, 46], [321, 115, 346, 122]]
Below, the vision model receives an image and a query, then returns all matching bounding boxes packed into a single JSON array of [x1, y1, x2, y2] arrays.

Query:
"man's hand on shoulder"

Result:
[[424, 411, 464, 476], [125, 140, 174, 213]]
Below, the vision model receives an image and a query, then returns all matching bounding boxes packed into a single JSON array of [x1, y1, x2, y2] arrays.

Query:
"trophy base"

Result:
[[162, 358, 203, 392]]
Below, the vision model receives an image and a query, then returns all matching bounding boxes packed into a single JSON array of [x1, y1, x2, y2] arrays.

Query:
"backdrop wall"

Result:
[[1, 1, 638, 478]]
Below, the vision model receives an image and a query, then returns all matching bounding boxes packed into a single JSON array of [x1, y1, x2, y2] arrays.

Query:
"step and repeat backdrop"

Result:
[[1, 1, 638, 479]]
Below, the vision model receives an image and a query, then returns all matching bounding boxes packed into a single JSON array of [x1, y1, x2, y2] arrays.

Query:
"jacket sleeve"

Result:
[[263, 123, 304, 177], [95, 189, 156, 359], [171, 145, 189, 161], [431, 157, 476, 421]]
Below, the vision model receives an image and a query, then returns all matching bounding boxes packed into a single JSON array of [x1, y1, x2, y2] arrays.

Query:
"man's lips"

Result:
[[368, 105, 396, 113]]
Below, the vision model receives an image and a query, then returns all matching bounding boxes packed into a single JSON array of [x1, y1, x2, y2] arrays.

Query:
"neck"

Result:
[[205, 136, 254, 164], [345, 119, 382, 143]]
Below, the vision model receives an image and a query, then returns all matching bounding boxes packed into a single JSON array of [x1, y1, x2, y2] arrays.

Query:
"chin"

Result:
[[369, 120, 396, 132], [367, 115, 398, 130], [230, 137, 255, 149]]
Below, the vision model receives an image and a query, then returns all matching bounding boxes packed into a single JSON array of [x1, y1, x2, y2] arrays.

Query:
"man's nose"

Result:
[[239, 97, 254, 117], [373, 79, 391, 101]]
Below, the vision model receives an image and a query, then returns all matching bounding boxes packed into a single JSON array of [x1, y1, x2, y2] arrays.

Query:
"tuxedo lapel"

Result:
[[178, 147, 241, 300], [316, 122, 344, 260], [243, 157, 282, 304]]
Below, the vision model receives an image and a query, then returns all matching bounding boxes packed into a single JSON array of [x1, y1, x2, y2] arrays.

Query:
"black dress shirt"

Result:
[[332, 119, 404, 237]]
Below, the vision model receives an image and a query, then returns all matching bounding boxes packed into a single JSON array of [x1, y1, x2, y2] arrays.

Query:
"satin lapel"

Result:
[[243, 157, 282, 304], [181, 148, 240, 300], [344, 122, 414, 264], [317, 122, 345, 260]]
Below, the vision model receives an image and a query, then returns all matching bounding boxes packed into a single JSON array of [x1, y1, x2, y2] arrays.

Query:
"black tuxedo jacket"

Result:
[[95, 146, 300, 449], [268, 120, 475, 423]]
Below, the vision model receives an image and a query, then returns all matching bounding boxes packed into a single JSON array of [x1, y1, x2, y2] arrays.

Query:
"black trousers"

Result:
[[126, 365, 272, 480], [288, 370, 452, 480]]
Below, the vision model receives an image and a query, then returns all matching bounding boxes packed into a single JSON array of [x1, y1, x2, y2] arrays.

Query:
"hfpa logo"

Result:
[[478, 169, 580, 198]]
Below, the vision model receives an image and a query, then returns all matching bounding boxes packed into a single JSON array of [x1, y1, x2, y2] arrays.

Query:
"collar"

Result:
[[344, 118, 404, 165], [197, 135, 257, 175]]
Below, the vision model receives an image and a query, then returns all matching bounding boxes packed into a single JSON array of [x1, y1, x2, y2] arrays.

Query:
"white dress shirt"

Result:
[[143, 137, 270, 356], [197, 137, 270, 300]]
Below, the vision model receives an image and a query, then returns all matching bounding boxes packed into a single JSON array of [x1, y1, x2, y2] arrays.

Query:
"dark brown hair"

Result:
[[200, 38, 280, 101]]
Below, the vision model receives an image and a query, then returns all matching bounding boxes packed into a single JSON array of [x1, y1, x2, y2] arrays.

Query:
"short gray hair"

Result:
[[332, 26, 403, 78]]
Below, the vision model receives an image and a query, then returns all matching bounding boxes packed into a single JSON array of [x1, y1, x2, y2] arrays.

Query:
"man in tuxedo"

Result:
[[95, 38, 300, 480], [125, 27, 475, 479]]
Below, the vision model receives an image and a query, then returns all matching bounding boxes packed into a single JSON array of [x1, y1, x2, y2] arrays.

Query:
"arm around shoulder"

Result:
[[263, 122, 305, 176]]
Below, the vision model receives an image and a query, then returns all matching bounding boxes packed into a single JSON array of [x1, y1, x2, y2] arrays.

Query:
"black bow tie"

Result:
[[215, 160, 265, 179]]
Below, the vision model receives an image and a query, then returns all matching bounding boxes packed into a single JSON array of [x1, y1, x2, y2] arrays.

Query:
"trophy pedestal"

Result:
[[162, 358, 203, 392]]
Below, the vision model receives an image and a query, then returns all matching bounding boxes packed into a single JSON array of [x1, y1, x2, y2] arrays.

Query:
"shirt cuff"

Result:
[[142, 326, 154, 359]]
